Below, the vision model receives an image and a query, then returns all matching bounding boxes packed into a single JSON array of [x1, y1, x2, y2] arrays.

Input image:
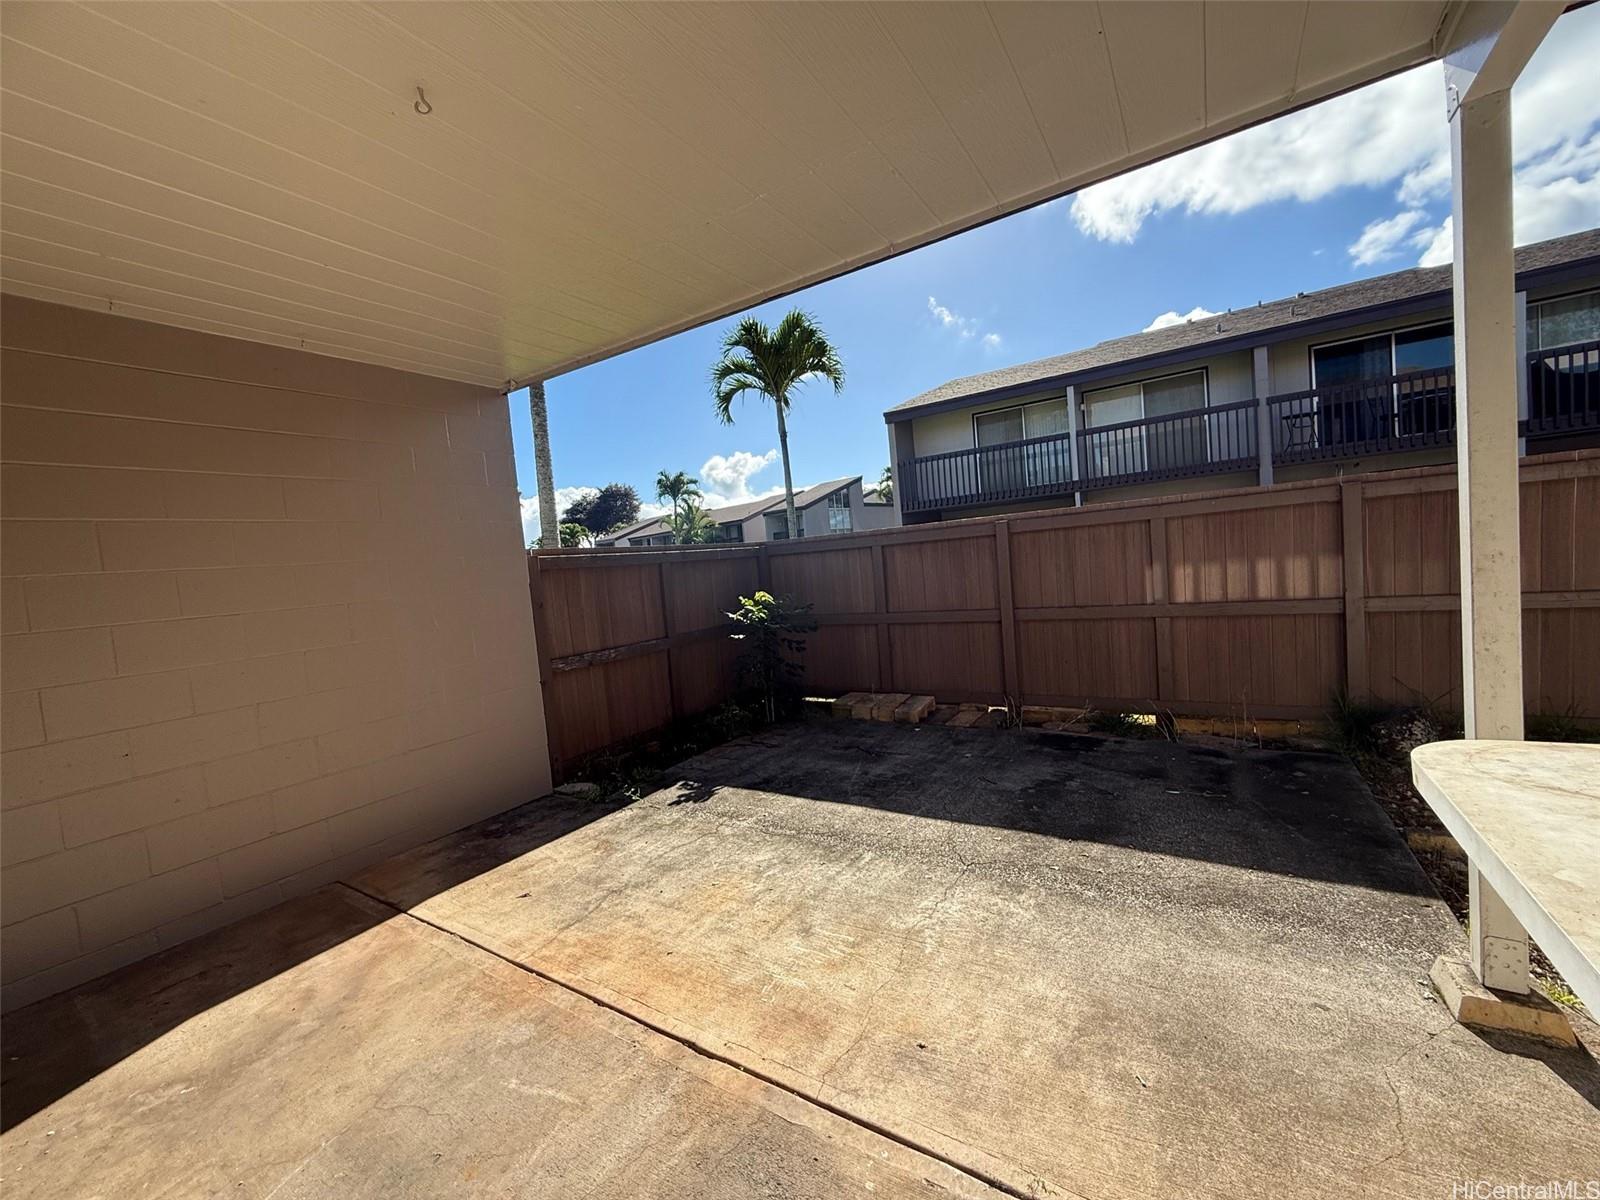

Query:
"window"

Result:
[[970, 397, 1071, 494], [1310, 321, 1454, 446], [827, 489, 852, 533], [1527, 290, 1600, 351], [1527, 291, 1600, 430], [1081, 368, 1208, 478]]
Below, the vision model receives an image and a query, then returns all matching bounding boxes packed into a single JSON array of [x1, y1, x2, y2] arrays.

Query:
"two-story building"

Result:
[[600, 475, 895, 546], [886, 229, 1600, 523]]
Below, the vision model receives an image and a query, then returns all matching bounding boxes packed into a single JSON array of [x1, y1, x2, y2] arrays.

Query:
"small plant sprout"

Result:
[[727, 591, 816, 723]]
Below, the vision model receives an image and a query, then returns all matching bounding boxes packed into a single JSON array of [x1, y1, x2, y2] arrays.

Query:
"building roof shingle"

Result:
[[887, 228, 1600, 419]]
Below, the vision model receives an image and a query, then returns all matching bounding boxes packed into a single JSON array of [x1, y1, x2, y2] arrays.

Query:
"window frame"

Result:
[[826, 487, 853, 533], [1526, 288, 1600, 352], [1079, 366, 1210, 427], [1307, 318, 1453, 388], [969, 393, 1071, 448]]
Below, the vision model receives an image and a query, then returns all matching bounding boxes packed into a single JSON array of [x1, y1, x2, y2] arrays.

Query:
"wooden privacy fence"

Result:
[[529, 451, 1599, 771]]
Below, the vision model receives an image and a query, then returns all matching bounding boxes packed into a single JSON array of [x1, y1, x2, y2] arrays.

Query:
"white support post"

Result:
[[1253, 345, 1273, 487], [1449, 87, 1525, 745], [1469, 863, 1531, 992], [1446, 24, 1548, 993], [1065, 384, 1083, 507]]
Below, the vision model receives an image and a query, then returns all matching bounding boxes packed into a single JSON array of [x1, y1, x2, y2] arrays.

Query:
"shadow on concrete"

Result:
[[0, 795, 628, 1132], [1471, 1028, 1600, 1112], [658, 718, 1440, 898]]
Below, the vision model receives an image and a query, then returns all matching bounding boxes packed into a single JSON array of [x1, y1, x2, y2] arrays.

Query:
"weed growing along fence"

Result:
[[528, 451, 1599, 775]]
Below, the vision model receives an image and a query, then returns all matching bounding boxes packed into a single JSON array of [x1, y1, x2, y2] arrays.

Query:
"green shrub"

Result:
[[728, 591, 816, 723]]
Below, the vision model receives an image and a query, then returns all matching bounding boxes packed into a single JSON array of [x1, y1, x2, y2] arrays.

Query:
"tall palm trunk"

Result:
[[529, 381, 560, 550], [774, 397, 798, 539]]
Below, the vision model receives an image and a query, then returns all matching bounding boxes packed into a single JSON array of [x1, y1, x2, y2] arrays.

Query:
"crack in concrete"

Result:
[[338, 878, 1032, 1200]]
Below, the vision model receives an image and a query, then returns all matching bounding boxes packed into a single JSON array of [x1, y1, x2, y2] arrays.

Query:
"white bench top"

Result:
[[1411, 740, 1600, 1013]]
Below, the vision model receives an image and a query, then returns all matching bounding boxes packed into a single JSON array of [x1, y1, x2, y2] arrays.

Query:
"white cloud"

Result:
[[928, 295, 1004, 351], [1348, 210, 1428, 267], [1068, 5, 1600, 255], [1142, 305, 1218, 333], [1406, 159, 1600, 269], [698, 449, 780, 506]]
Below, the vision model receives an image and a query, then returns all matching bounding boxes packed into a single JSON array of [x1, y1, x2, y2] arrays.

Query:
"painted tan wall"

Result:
[[0, 297, 551, 1011]]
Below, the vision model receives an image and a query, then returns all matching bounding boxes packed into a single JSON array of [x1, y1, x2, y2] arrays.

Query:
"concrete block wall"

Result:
[[0, 297, 551, 1010]]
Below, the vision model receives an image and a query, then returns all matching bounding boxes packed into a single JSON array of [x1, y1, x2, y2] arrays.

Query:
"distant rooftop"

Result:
[[602, 476, 860, 542], [887, 228, 1600, 420]]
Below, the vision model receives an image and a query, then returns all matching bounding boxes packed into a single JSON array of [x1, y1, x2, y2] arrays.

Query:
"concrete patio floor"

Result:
[[4, 721, 1597, 1198]]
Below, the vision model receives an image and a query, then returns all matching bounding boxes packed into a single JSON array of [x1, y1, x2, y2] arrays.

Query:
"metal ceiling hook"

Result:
[[414, 87, 432, 116]]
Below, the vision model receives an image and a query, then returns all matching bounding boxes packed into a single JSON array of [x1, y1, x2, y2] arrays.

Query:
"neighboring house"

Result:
[[885, 229, 1600, 524], [600, 476, 887, 546]]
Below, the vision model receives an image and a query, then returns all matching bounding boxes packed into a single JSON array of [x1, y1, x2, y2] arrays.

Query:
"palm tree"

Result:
[[655, 469, 701, 525], [671, 499, 717, 544], [711, 310, 845, 539], [876, 465, 894, 505], [528, 380, 560, 550]]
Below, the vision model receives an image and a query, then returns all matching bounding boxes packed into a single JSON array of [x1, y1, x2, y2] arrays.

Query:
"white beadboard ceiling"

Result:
[[1, 2, 1456, 389]]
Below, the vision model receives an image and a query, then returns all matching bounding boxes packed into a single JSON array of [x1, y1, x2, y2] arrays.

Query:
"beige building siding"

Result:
[[0, 296, 551, 1011]]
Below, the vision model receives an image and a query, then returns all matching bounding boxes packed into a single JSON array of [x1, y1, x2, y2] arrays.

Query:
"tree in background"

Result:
[[562, 482, 641, 539], [528, 381, 561, 549], [655, 470, 702, 526], [558, 522, 591, 548], [711, 310, 845, 539], [671, 499, 717, 544], [876, 465, 894, 505]]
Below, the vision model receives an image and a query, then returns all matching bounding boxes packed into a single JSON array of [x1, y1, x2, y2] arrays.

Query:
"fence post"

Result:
[[1149, 516, 1173, 702], [1342, 481, 1369, 701], [871, 542, 894, 691], [995, 521, 1020, 700], [526, 553, 562, 783], [656, 558, 677, 721]]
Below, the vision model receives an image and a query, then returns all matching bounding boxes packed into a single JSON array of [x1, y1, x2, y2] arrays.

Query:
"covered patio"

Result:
[[6, 721, 1597, 1199], [3, 1, 1597, 1195]]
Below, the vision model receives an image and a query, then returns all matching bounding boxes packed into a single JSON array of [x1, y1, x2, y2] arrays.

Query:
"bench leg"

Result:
[[1469, 863, 1530, 994]]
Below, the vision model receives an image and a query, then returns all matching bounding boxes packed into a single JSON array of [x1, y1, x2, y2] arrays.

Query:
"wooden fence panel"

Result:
[[884, 535, 997, 611], [527, 452, 1598, 773], [1167, 502, 1342, 602], [889, 622, 1004, 699], [542, 562, 664, 658], [1011, 523, 1150, 607], [769, 546, 875, 612], [806, 625, 881, 694], [666, 555, 761, 634], [1017, 618, 1157, 704]]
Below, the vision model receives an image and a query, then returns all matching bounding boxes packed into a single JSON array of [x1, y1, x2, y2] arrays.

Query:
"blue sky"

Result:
[[510, 6, 1599, 543]]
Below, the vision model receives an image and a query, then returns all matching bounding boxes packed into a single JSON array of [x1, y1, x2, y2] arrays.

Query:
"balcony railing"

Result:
[[1079, 399, 1258, 488], [898, 346, 1599, 515], [902, 429, 1078, 512], [1526, 338, 1599, 436], [1267, 365, 1455, 465]]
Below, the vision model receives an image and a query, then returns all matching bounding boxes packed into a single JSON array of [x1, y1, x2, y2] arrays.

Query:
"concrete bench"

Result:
[[1411, 740, 1599, 1040]]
